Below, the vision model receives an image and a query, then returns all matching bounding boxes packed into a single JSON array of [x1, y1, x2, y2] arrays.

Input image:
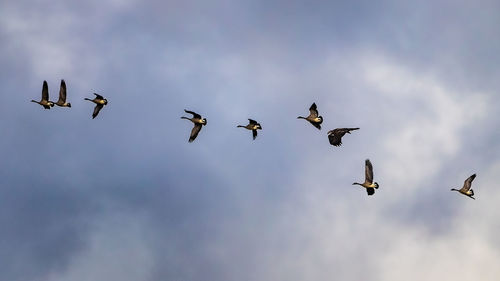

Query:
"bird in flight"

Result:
[[297, 102, 323, 130], [181, 109, 207, 142], [352, 159, 379, 196], [84, 93, 108, 119], [451, 174, 476, 200], [328, 128, 359, 147], [31, 80, 54, 109], [237, 119, 262, 140], [54, 79, 71, 108]]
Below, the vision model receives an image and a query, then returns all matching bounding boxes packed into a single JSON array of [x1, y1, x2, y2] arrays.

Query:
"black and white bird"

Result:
[[84, 93, 108, 119], [181, 109, 207, 142], [54, 79, 71, 108], [328, 128, 359, 147], [31, 81, 54, 109], [237, 119, 262, 140], [451, 174, 476, 200], [297, 103, 323, 130], [352, 159, 379, 196]]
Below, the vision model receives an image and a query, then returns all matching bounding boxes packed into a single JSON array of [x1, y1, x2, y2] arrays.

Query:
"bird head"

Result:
[[202, 118, 207, 125], [103, 99, 108, 105]]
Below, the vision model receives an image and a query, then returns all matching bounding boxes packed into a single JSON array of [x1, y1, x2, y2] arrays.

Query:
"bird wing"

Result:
[[92, 104, 103, 119], [248, 119, 257, 125], [185, 109, 201, 119], [42, 80, 49, 101], [461, 174, 476, 192], [308, 103, 319, 118], [189, 123, 202, 142], [58, 80, 67, 102], [366, 188, 375, 196], [365, 159, 374, 184], [252, 129, 258, 140], [344, 127, 360, 133], [94, 93, 104, 100]]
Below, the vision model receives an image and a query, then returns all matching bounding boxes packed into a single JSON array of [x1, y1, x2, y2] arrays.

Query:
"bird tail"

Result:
[[181, 117, 190, 120], [237, 125, 244, 128], [297, 116, 305, 119], [84, 98, 91, 101]]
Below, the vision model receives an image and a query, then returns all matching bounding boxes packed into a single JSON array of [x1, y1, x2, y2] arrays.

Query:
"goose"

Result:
[[84, 93, 108, 119], [328, 128, 359, 147], [181, 109, 207, 142], [54, 79, 71, 107], [297, 102, 323, 129], [451, 174, 476, 200], [352, 159, 379, 196], [31, 80, 54, 109], [237, 119, 262, 140]]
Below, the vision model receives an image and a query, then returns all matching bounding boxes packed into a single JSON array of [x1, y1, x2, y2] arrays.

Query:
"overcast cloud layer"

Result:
[[1, 1, 500, 280]]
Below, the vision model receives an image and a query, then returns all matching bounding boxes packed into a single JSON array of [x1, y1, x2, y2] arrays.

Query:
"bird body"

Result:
[[84, 93, 108, 119], [451, 174, 476, 200], [298, 102, 323, 129], [353, 159, 379, 196], [181, 109, 207, 142], [237, 119, 262, 140], [54, 79, 71, 107], [31, 80, 54, 109], [328, 128, 359, 147]]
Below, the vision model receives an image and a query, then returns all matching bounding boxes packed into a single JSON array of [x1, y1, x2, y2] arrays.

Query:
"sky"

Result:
[[1, 0, 500, 280]]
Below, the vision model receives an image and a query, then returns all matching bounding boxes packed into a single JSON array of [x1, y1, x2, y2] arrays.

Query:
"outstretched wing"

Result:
[[365, 159, 374, 184], [92, 104, 103, 119], [58, 80, 67, 103], [248, 119, 257, 125], [309, 103, 319, 118], [366, 188, 375, 196], [42, 80, 49, 101], [252, 129, 258, 140], [94, 93, 104, 100], [461, 174, 476, 192], [189, 123, 202, 142], [311, 122, 321, 130], [185, 109, 201, 119]]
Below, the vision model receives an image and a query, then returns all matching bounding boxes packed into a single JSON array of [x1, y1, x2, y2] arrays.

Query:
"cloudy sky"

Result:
[[1, 0, 500, 280]]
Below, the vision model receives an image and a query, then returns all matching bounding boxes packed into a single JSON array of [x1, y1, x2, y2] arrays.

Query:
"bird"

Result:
[[181, 109, 207, 142], [328, 128, 360, 146], [31, 80, 54, 109], [297, 102, 323, 129], [84, 93, 108, 119], [54, 79, 71, 107], [451, 174, 476, 200], [237, 119, 262, 140], [352, 159, 379, 196]]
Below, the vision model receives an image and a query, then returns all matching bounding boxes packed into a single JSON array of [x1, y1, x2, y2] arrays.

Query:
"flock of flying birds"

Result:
[[31, 80, 478, 199]]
